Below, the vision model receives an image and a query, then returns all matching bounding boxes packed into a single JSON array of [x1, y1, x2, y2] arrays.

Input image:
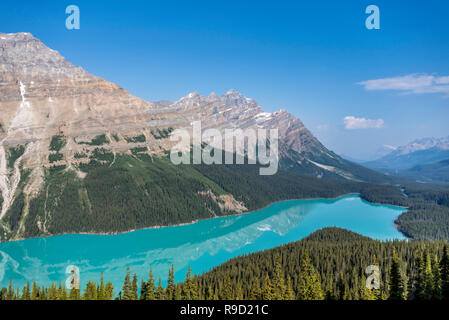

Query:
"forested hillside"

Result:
[[2, 151, 364, 240], [2, 228, 449, 300], [2, 147, 449, 241], [192, 227, 449, 300]]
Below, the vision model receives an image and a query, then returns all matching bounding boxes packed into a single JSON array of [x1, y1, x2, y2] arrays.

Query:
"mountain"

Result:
[[0, 32, 389, 241], [340, 154, 367, 164], [364, 136, 449, 170], [397, 159, 449, 184]]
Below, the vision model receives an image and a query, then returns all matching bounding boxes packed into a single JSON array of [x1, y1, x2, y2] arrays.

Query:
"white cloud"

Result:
[[358, 74, 449, 96], [344, 116, 384, 130]]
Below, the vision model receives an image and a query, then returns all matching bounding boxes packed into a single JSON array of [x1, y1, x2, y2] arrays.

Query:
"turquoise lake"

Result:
[[0, 194, 406, 291]]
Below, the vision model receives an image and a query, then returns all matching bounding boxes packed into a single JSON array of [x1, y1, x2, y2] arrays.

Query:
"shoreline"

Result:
[[0, 192, 409, 243]]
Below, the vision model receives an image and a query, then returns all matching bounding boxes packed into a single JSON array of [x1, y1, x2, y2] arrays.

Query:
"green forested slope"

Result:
[[12, 152, 364, 239], [2, 146, 449, 241], [190, 227, 449, 300]]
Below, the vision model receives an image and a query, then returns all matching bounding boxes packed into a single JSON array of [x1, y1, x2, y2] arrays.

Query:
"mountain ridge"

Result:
[[0, 32, 391, 240], [364, 136, 449, 170]]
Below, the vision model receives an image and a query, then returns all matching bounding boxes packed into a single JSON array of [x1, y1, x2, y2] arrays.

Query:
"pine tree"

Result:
[[48, 283, 57, 300], [285, 276, 295, 300], [140, 280, 146, 300], [39, 286, 47, 300], [221, 274, 233, 300], [297, 251, 323, 300], [105, 282, 115, 299], [423, 251, 435, 299], [144, 268, 156, 300], [262, 274, 274, 300], [57, 281, 67, 300], [272, 254, 286, 300], [165, 265, 175, 300], [360, 275, 376, 300], [206, 285, 215, 300], [432, 254, 442, 299], [249, 280, 261, 300], [7, 279, 14, 300], [21, 282, 31, 300], [388, 249, 405, 300], [235, 281, 243, 300], [174, 283, 182, 300], [414, 252, 425, 300], [69, 288, 81, 300], [31, 282, 39, 300], [441, 245, 449, 300], [122, 267, 131, 300], [336, 271, 346, 300], [130, 273, 138, 300], [98, 273, 106, 300], [182, 265, 197, 300], [82, 281, 98, 300], [155, 279, 165, 300]]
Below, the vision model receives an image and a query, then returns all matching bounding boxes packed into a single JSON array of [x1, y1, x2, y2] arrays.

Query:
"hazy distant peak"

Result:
[[395, 135, 449, 155]]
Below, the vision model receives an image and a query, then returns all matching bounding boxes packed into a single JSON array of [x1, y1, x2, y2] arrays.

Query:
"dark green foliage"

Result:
[[166, 265, 175, 300], [297, 251, 324, 300], [111, 134, 120, 142], [388, 249, 406, 300], [78, 134, 109, 146], [7, 145, 25, 168], [394, 184, 449, 240], [49, 134, 66, 152], [48, 153, 63, 163], [125, 134, 146, 143], [48, 165, 67, 174], [5, 169, 31, 231], [91, 134, 109, 146], [121, 267, 131, 300], [74, 152, 88, 159], [131, 147, 148, 155], [192, 227, 448, 300], [8, 193, 25, 231], [90, 148, 114, 162], [151, 128, 173, 140], [441, 245, 449, 299]]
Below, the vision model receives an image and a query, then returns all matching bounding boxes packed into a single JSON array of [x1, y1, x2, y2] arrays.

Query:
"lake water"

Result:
[[0, 194, 406, 291]]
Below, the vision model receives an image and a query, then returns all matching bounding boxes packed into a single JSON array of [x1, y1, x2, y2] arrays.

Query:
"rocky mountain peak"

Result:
[[208, 92, 220, 101], [0, 32, 95, 83], [393, 135, 449, 156], [220, 89, 257, 108]]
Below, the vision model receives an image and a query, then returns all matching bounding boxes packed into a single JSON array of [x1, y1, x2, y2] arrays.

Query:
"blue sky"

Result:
[[1, 0, 448, 160]]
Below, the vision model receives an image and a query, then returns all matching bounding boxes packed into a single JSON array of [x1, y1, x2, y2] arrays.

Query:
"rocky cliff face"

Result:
[[0, 32, 341, 171], [0, 32, 384, 240], [0, 32, 158, 225]]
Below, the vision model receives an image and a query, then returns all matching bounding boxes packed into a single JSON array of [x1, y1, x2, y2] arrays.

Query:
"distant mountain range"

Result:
[[363, 136, 449, 183], [399, 159, 449, 184]]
